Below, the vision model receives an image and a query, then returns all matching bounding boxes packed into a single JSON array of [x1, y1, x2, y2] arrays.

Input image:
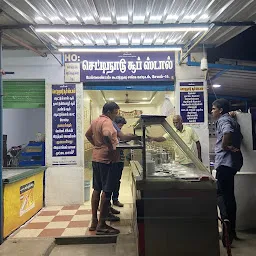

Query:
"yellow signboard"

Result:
[[20, 181, 35, 216]]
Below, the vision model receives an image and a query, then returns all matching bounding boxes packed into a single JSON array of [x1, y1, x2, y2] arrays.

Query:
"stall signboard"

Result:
[[52, 84, 77, 165], [179, 82, 205, 123], [64, 52, 175, 83]]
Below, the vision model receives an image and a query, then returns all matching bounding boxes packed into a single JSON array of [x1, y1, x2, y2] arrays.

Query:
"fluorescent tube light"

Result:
[[58, 47, 182, 52], [213, 84, 221, 88], [35, 26, 208, 33], [108, 98, 114, 101], [142, 97, 148, 100]]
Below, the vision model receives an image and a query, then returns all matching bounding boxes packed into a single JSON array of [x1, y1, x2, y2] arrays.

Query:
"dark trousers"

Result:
[[112, 162, 124, 201], [216, 165, 237, 232]]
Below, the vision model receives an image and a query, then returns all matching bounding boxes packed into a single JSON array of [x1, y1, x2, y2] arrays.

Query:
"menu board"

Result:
[[52, 84, 77, 165], [179, 82, 205, 123]]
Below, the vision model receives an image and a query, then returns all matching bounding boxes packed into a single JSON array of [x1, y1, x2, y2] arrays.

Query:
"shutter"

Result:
[[3, 80, 45, 108]]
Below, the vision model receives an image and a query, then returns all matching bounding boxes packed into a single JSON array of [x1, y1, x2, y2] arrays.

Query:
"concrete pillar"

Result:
[[174, 52, 210, 168], [45, 83, 84, 206]]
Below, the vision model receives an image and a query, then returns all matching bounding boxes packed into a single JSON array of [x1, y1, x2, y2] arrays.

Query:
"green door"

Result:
[[3, 80, 45, 108]]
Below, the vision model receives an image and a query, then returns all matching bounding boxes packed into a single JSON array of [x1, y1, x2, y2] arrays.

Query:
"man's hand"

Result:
[[229, 111, 237, 118], [227, 146, 240, 152], [0, 69, 5, 75]]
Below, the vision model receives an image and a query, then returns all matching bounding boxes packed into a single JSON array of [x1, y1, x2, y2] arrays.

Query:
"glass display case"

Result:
[[117, 114, 212, 182], [121, 115, 219, 256]]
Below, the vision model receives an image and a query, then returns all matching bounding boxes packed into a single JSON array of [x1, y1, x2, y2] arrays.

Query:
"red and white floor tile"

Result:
[[13, 205, 92, 238], [12, 168, 133, 239]]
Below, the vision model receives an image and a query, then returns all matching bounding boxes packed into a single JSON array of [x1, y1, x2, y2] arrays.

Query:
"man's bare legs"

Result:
[[89, 189, 100, 231], [98, 192, 111, 228], [96, 192, 120, 235]]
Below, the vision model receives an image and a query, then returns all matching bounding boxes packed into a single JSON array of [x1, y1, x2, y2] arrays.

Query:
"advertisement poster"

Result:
[[52, 84, 77, 165], [119, 109, 143, 118], [20, 181, 35, 216], [64, 52, 175, 82], [180, 82, 205, 123]]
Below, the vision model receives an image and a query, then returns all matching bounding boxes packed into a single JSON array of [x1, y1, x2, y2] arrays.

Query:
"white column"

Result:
[[45, 83, 84, 206], [175, 52, 210, 168]]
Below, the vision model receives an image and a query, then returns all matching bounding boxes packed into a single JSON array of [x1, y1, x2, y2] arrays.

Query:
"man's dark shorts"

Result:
[[92, 162, 117, 193]]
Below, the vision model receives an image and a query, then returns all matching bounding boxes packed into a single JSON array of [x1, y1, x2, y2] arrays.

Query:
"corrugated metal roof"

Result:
[[209, 68, 256, 98], [0, 0, 256, 49]]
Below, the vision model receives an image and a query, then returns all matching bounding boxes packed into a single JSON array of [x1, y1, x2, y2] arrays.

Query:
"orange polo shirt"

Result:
[[86, 115, 118, 164]]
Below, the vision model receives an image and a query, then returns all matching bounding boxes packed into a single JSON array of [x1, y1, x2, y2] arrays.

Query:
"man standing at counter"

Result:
[[148, 115, 202, 166], [85, 102, 120, 235], [112, 116, 141, 208], [212, 99, 243, 246]]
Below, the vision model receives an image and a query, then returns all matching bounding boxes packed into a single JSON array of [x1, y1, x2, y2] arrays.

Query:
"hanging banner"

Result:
[[52, 84, 77, 165], [64, 52, 175, 83], [179, 81, 205, 123]]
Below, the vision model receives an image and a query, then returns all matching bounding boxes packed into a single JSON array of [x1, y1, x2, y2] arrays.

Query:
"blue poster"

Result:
[[52, 84, 77, 158], [180, 82, 205, 123], [64, 52, 175, 82]]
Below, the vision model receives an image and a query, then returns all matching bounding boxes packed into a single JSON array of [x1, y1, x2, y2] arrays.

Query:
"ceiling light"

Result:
[[35, 26, 209, 33], [142, 97, 148, 100], [108, 98, 114, 101], [58, 47, 182, 52], [213, 84, 221, 88]]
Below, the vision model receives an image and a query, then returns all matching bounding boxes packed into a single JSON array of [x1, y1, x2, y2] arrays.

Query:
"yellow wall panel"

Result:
[[3, 172, 44, 238]]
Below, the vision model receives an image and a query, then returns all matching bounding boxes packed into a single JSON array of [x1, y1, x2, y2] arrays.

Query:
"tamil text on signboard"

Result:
[[180, 82, 204, 123], [64, 52, 175, 82], [52, 84, 77, 164]]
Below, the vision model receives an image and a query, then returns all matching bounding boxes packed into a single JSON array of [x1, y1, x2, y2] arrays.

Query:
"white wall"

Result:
[[175, 52, 210, 168], [3, 50, 56, 149], [3, 108, 45, 149], [3, 50, 84, 206], [3, 50, 64, 84]]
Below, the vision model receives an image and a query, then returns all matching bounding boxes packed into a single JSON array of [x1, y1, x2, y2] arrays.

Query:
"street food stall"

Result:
[[122, 115, 220, 256]]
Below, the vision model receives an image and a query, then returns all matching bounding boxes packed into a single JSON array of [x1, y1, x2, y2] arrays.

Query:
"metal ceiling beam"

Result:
[[187, 55, 256, 72], [34, 23, 210, 30], [209, 70, 229, 81], [0, 24, 31, 29], [179, 24, 214, 65], [58, 44, 214, 50], [29, 26, 63, 66], [213, 21, 256, 26], [1, 22, 255, 31], [3, 33, 46, 57]]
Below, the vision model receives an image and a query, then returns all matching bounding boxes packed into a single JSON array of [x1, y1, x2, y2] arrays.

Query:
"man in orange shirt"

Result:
[[85, 102, 120, 235]]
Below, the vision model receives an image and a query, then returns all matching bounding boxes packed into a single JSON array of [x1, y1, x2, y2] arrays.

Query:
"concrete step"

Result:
[[50, 244, 116, 256], [0, 239, 55, 256]]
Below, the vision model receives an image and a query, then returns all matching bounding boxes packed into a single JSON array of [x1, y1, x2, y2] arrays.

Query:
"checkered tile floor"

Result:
[[12, 167, 133, 239], [13, 205, 93, 238], [12, 204, 132, 238]]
